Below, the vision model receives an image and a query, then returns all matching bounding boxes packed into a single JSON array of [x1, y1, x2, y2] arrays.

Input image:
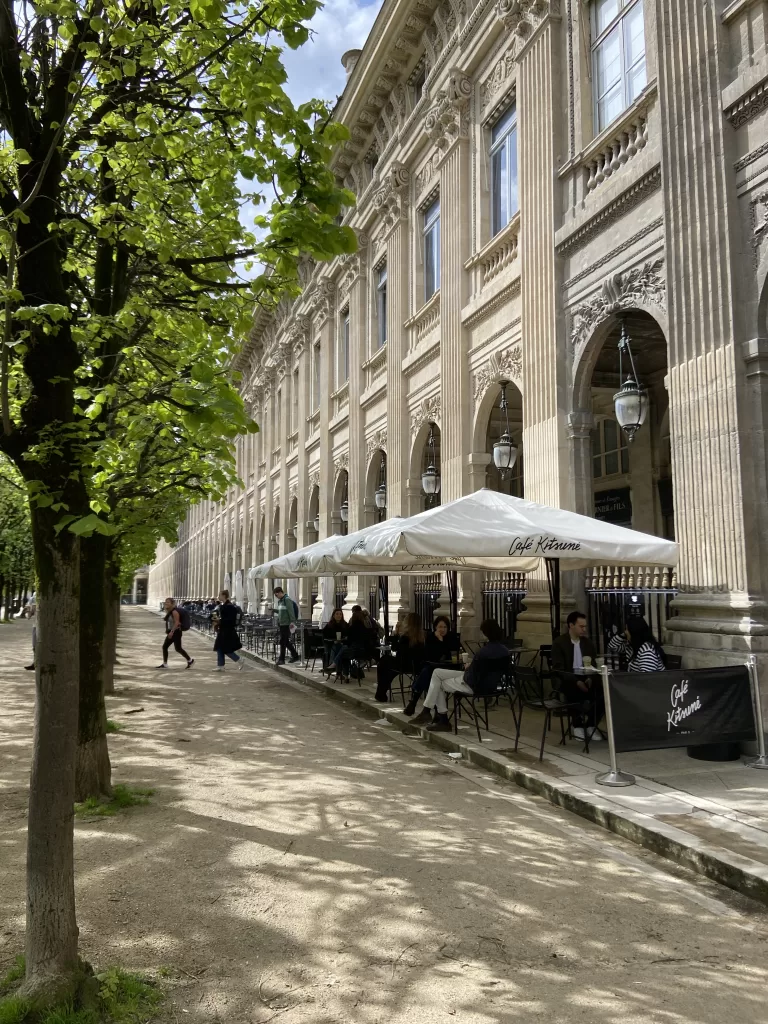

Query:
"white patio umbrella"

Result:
[[247, 535, 344, 580], [335, 489, 678, 573]]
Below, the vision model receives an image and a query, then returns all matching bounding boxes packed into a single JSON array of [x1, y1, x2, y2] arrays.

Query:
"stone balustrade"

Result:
[[586, 565, 677, 591], [584, 109, 649, 194], [363, 345, 387, 392], [465, 214, 520, 298], [406, 291, 441, 351], [332, 381, 349, 418]]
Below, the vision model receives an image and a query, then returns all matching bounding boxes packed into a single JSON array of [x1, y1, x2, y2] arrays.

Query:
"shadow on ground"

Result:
[[2, 609, 768, 1024]]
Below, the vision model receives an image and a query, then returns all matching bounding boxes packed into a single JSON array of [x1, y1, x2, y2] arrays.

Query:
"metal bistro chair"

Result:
[[302, 627, 326, 672], [451, 656, 517, 743], [513, 665, 590, 760]]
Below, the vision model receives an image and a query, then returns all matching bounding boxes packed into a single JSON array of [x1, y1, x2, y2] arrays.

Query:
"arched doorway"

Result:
[[477, 379, 526, 638], [287, 498, 298, 553], [271, 506, 280, 560], [574, 308, 676, 649], [308, 485, 320, 540], [365, 449, 387, 524], [333, 469, 349, 536]]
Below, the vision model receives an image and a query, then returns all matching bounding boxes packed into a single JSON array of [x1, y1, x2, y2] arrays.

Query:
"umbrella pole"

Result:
[[447, 571, 458, 634], [380, 575, 390, 639], [545, 559, 561, 640]]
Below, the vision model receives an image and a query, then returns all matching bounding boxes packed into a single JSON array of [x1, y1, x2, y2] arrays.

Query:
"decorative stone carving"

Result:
[[313, 279, 336, 329], [480, 53, 515, 112], [338, 231, 369, 296], [288, 314, 311, 356], [373, 162, 410, 241], [365, 428, 388, 458], [496, 0, 560, 43], [410, 395, 441, 433], [334, 451, 350, 474], [308, 470, 320, 490], [473, 347, 523, 404], [570, 258, 666, 349], [423, 68, 472, 151]]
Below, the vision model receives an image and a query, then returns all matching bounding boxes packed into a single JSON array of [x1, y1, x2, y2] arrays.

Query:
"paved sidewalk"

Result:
[[223, 624, 768, 905]]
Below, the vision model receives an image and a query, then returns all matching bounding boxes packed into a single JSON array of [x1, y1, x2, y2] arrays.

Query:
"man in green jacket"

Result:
[[273, 587, 300, 664]]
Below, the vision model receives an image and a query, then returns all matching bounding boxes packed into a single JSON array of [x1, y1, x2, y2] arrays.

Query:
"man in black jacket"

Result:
[[551, 611, 603, 740]]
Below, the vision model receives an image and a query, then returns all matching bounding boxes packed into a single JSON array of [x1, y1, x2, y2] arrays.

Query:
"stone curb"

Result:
[[240, 646, 768, 907]]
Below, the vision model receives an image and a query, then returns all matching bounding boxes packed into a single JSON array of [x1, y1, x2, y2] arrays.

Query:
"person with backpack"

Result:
[[213, 589, 245, 670], [157, 597, 194, 669], [273, 586, 300, 664]]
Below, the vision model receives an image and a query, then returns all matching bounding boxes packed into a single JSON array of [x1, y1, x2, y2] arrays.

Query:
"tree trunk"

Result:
[[103, 555, 121, 695], [20, 508, 82, 1005], [75, 533, 112, 802]]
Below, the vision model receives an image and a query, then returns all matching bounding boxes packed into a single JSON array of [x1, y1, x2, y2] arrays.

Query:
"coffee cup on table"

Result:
[[336, 631, 341, 640], [583, 656, 592, 668], [596, 657, 605, 669]]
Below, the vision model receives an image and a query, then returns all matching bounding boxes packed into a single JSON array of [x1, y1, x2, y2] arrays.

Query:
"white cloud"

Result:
[[282, 0, 384, 106]]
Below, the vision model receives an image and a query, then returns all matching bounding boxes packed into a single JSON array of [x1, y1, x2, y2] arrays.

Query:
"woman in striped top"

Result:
[[607, 617, 667, 673]]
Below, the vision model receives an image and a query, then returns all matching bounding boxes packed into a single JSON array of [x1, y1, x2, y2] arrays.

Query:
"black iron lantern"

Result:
[[613, 320, 648, 442], [492, 380, 518, 476], [421, 424, 441, 496]]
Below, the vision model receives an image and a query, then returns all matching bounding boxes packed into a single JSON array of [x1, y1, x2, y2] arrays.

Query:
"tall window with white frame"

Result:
[[423, 197, 440, 302], [490, 104, 518, 236], [339, 309, 350, 387], [592, 0, 646, 133], [376, 264, 387, 349]]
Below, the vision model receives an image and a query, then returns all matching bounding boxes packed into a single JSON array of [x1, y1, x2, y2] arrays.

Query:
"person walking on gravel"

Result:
[[157, 597, 194, 669], [273, 586, 300, 664], [213, 589, 245, 671]]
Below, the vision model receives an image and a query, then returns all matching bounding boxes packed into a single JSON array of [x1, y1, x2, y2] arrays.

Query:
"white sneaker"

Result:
[[238, 660, 246, 671], [214, 666, 224, 672], [572, 727, 586, 740], [587, 727, 606, 741]]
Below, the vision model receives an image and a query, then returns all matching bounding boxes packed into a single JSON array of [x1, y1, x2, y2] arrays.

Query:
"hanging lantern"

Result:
[[313, 515, 320, 533], [421, 424, 441, 495], [374, 453, 387, 509], [492, 381, 518, 475], [613, 320, 648, 443], [339, 499, 349, 523]]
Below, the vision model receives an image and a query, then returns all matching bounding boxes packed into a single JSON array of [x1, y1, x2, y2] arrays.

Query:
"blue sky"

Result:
[[282, 0, 384, 106]]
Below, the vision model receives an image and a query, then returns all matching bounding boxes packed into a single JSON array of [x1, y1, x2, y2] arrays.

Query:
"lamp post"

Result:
[[613, 319, 648, 442], [492, 380, 518, 479], [421, 423, 441, 501], [313, 514, 320, 534]]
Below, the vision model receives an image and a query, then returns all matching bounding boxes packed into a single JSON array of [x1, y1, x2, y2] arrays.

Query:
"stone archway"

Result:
[[333, 469, 349, 535], [365, 449, 387, 524], [408, 421, 441, 513]]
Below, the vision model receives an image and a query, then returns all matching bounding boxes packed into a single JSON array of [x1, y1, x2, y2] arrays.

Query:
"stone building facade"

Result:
[[150, 0, 768, 669]]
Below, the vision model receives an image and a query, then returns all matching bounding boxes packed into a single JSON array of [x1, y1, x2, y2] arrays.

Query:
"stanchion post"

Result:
[[747, 654, 768, 770], [596, 664, 636, 788]]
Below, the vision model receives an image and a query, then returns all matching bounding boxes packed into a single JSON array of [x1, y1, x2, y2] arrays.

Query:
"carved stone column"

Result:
[[426, 69, 472, 502], [378, 164, 410, 620], [293, 329, 310, 617], [342, 240, 368, 609], [506, 2, 565, 645], [316, 282, 336, 541], [657, 1, 768, 659]]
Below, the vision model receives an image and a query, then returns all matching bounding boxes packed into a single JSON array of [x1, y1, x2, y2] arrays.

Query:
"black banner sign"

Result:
[[608, 666, 756, 753]]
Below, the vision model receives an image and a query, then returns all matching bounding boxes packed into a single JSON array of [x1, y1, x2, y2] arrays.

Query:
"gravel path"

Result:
[[2, 608, 768, 1024]]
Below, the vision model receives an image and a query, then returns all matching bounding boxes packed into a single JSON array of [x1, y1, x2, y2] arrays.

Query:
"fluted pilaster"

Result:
[[657, 0, 756, 635], [438, 132, 471, 501]]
